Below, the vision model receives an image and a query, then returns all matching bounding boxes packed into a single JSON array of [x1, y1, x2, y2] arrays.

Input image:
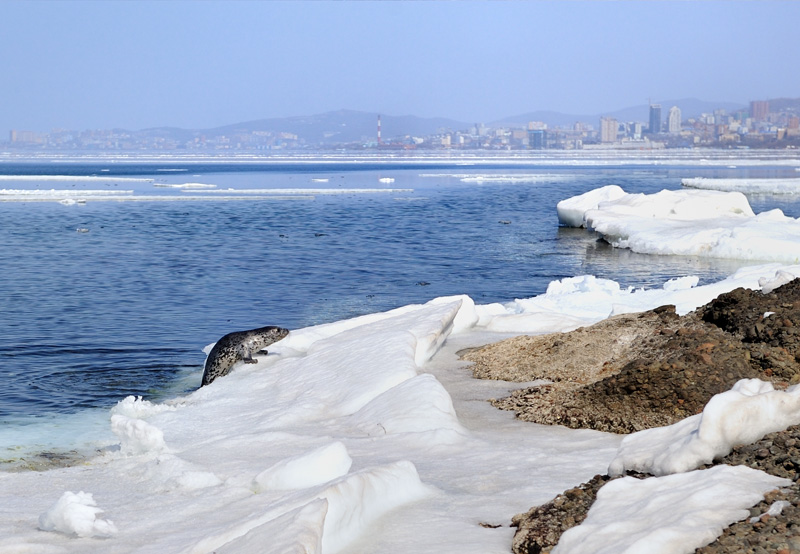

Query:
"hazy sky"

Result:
[[2, 1, 799, 133]]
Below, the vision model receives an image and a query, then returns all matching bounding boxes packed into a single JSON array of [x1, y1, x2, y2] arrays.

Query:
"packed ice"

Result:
[[559, 186, 800, 263]]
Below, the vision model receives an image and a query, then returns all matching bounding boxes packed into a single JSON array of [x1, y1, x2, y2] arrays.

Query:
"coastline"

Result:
[[467, 278, 800, 552]]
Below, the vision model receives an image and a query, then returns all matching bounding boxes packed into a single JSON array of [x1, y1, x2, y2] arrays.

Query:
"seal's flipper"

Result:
[[238, 343, 257, 363]]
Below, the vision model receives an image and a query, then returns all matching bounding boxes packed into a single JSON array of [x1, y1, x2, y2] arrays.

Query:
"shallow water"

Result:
[[1, 156, 799, 426]]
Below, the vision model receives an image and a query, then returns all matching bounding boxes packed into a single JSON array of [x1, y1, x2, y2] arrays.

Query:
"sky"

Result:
[[2, 0, 799, 134]]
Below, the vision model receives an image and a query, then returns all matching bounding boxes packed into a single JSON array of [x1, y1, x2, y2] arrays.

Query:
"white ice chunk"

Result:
[[110, 414, 167, 456], [563, 186, 800, 263], [553, 465, 790, 554], [253, 442, 353, 491], [556, 185, 626, 227], [759, 269, 797, 294], [750, 500, 791, 523], [609, 379, 800, 477], [38, 491, 118, 538], [111, 395, 177, 419], [663, 275, 699, 291]]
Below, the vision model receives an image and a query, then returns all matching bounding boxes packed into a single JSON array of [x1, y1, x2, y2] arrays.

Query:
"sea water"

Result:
[[1, 153, 799, 459]]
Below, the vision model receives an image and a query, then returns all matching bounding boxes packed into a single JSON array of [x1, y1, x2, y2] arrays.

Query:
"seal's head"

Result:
[[201, 325, 290, 386]]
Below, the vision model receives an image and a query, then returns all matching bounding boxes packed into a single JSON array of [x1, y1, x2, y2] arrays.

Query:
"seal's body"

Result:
[[201, 325, 289, 386]]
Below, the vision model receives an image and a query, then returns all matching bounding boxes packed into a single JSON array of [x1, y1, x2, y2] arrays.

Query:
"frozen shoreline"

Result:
[[3, 261, 800, 553]]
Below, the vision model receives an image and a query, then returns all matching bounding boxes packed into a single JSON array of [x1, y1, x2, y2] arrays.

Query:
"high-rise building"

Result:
[[668, 106, 682, 134], [649, 104, 662, 134], [529, 129, 547, 149], [600, 117, 618, 143], [750, 100, 770, 121]]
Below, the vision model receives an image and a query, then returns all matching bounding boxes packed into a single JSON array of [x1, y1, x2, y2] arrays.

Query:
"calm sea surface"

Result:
[[1, 154, 800, 429]]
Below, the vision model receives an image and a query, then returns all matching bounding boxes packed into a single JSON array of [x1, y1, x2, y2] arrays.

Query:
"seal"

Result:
[[201, 325, 290, 386]]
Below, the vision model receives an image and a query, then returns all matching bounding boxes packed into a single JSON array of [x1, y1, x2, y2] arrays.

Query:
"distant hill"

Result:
[[126, 98, 780, 146], [208, 109, 470, 144], [766, 97, 800, 114]]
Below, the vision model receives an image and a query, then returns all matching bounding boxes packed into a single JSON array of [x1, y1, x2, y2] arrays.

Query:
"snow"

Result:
[[560, 186, 800, 263], [609, 379, 800, 477], [553, 465, 789, 554], [750, 500, 791, 523], [38, 491, 118, 539], [5, 261, 800, 549]]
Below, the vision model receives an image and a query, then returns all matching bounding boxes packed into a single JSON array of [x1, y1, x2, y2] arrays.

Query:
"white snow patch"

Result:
[[110, 414, 167, 456], [609, 379, 800, 477], [253, 442, 353, 491], [553, 465, 789, 554], [759, 269, 797, 294], [750, 500, 791, 523], [38, 491, 118, 538]]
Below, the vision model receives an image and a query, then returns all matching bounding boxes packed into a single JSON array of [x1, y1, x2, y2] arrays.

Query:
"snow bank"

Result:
[[609, 379, 800, 477], [553, 465, 790, 554], [683, 177, 800, 195], [559, 186, 800, 263], [485, 265, 800, 335], [38, 491, 117, 538]]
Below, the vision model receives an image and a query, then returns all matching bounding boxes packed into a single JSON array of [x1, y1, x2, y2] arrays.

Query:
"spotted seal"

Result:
[[201, 325, 290, 386]]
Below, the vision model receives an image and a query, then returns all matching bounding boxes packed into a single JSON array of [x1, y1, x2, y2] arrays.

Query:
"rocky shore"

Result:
[[463, 278, 800, 553]]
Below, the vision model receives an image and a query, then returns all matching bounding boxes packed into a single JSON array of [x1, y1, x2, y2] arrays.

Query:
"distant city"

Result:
[[4, 97, 800, 152]]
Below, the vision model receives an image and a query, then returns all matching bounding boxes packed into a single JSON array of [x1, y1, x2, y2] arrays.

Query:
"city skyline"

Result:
[[6, 95, 799, 151], [2, 1, 800, 134]]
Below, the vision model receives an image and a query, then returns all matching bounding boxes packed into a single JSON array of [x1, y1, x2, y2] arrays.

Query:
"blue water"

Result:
[[2, 157, 800, 426]]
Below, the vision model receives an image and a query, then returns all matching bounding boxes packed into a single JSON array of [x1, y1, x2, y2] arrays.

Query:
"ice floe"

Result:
[[559, 186, 800, 263]]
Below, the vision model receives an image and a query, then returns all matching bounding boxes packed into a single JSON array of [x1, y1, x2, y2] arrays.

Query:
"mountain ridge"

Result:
[[120, 97, 798, 145]]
